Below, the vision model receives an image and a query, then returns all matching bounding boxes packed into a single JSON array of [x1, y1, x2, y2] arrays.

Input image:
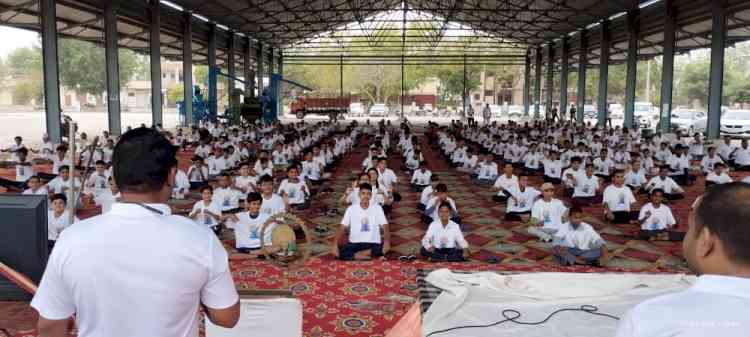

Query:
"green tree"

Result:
[[194, 65, 209, 87], [5, 47, 44, 104], [167, 84, 184, 104]]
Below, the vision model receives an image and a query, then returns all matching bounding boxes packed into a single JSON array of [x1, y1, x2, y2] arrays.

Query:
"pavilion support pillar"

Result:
[[533, 47, 542, 119], [339, 55, 343, 98], [560, 38, 569, 121], [523, 51, 531, 116], [41, 0, 61, 142], [660, 0, 676, 133], [268, 47, 274, 75], [244, 37, 255, 98], [576, 30, 587, 123], [227, 34, 236, 99], [707, 0, 727, 140], [104, 1, 121, 135], [278, 52, 283, 78], [624, 10, 639, 129], [182, 12, 193, 126], [597, 20, 610, 127], [257, 44, 264, 95], [545, 44, 554, 120], [462, 54, 467, 119], [207, 24, 217, 118], [149, 0, 162, 127]]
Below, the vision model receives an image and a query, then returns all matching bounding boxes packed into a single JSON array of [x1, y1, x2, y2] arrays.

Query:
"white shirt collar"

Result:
[[691, 275, 750, 299], [109, 203, 172, 216]]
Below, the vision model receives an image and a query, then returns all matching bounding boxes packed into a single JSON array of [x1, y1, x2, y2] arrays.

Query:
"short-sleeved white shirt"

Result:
[[421, 220, 468, 249], [47, 210, 79, 240], [573, 174, 599, 197], [278, 179, 308, 205], [228, 211, 270, 249], [493, 174, 519, 194], [31, 203, 239, 337], [341, 203, 388, 244], [212, 187, 243, 211], [190, 200, 223, 227], [603, 184, 636, 212], [260, 193, 286, 216], [638, 202, 676, 230], [531, 198, 567, 230], [507, 186, 541, 213]]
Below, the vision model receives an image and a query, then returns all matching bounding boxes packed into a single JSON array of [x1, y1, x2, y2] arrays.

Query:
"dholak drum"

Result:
[[259, 213, 312, 269]]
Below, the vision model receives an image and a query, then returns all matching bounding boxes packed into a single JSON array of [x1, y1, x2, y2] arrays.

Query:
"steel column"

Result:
[[268, 47, 274, 75], [104, 1, 121, 135], [227, 34, 236, 98], [560, 38, 569, 121], [182, 12, 193, 126], [257, 44, 264, 95], [462, 54, 467, 119], [660, 0, 676, 133], [401, 53, 405, 118], [244, 37, 254, 98], [207, 24, 217, 118], [577, 30, 587, 123], [40, 0, 61, 142], [597, 20, 610, 127], [546, 44, 554, 120], [624, 10, 639, 129], [339, 54, 343, 98], [278, 51, 283, 77], [707, 0, 727, 140], [149, 0, 162, 127], [534, 47, 542, 119], [523, 51, 530, 116]]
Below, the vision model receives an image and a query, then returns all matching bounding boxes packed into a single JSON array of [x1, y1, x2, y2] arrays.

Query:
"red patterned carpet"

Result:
[[1, 129, 746, 337]]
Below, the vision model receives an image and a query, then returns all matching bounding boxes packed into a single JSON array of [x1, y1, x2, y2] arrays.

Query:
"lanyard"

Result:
[[122, 202, 164, 215]]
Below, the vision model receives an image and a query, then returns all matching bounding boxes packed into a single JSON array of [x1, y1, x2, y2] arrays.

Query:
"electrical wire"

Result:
[[425, 305, 620, 337]]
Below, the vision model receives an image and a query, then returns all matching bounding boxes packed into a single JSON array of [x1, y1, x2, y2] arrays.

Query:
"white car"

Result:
[[670, 110, 705, 134], [583, 105, 597, 118], [508, 105, 523, 116], [423, 104, 434, 112], [369, 103, 389, 117], [349, 103, 364, 116], [609, 103, 624, 119], [634, 102, 654, 128], [721, 110, 750, 138], [488, 105, 503, 117]]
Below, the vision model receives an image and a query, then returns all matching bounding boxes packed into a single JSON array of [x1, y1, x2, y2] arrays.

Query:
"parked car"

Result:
[[609, 103, 624, 119], [721, 110, 750, 138], [508, 105, 523, 116], [634, 102, 654, 128], [583, 105, 597, 118], [488, 104, 503, 117], [349, 102, 364, 116], [369, 103, 389, 117], [670, 109, 706, 134], [423, 104, 434, 112]]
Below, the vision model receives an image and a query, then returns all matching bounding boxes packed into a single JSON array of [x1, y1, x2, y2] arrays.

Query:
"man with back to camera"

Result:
[[615, 182, 750, 337], [31, 128, 240, 337]]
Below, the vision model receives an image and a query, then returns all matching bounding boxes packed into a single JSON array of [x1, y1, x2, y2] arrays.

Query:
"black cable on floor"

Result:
[[425, 304, 620, 337]]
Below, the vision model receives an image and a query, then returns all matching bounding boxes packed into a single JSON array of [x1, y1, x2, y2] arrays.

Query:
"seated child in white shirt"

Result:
[[552, 207, 608, 267], [638, 189, 684, 241], [420, 202, 469, 262], [705, 162, 733, 187], [189, 185, 224, 234]]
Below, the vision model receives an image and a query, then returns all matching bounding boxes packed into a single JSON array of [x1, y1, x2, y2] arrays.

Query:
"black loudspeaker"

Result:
[[0, 194, 48, 301]]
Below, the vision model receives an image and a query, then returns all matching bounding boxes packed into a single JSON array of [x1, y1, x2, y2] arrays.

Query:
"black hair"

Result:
[[112, 127, 178, 193], [694, 183, 750, 265], [570, 156, 582, 163], [650, 188, 664, 197], [218, 172, 231, 179], [259, 174, 274, 184], [569, 206, 584, 215], [59, 165, 70, 172], [436, 183, 448, 192], [95, 160, 106, 166], [50, 193, 67, 204], [438, 202, 453, 211], [200, 185, 213, 193], [16, 147, 28, 156], [246, 192, 262, 203], [358, 182, 372, 191], [28, 175, 40, 182]]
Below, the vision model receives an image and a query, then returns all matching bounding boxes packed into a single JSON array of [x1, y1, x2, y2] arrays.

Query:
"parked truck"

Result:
[[290, 96, 355, 120]]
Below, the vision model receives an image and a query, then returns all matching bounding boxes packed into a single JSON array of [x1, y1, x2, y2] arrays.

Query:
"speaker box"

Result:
[[0, 194, 48, 301]]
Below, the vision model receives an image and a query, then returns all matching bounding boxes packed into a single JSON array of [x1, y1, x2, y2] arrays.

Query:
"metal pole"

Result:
[[257, 44, 264, 95], [207, 24, 217, 119], [534, 47, 542, 118], [339, 54, 343, 98], [624, 10, 639, 129], [67, 121, 77, 224], [546, 44, 554, 120], [707, 0, 727, 140], [660, 0, 676, 133], [463, 54, 467, 119], [523, 50, 530, 116], [268, 47, 274, 75], [560, 38, 569, 121], [149, 0, 162, 127], [40, 0, 62, 143], [278, 51, 284, 78], [244, 37, 254, 98], [577, 30, 587, 123], [597, 20, 610, 127], [182, 12, 193, 126], [401, 53, 405, 119], [227, 33, 236, 100], [104, 1, 121, 135]]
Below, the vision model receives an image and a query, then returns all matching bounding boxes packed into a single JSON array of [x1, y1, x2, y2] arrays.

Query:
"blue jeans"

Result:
[[554, 246, 602, 266]]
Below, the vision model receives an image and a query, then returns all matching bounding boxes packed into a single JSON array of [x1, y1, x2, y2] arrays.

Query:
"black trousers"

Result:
[[611, 210, 639, 224], [543, 176, 562, 185], [339, 242, 383, 260], [639, 229, 685, 241], [504, 211, 530, 221], [420, 247, 464, 262]]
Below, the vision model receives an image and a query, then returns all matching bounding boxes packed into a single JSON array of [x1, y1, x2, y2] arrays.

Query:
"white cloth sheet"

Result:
[[206, 298, 303, 337], [423, 269, 694, 337]]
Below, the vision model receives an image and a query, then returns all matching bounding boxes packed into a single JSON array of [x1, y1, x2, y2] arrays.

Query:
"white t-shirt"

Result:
[[706, 172, 732, 184], [573, 174, 599, 198], [187, 165, 209, 182], [377, 168, 398, 191], [425, 197, 458, 221], [593, 157, 615, 176], [228, 211, 270, 249], [638, 203, 676, 231], [260, 193, 286, 216], [603, 185, 636, 212], [420, 185, 434, 206], [173, 170, 191, 199], [31, 203, 239, 337], [341, 203, 388, 244], [531, 199, 567, 230], [493, 174, 519, 195], [477, 162, 499, 180], [556, 222, 605, 251], [562, 167, 585, 187], [507, 186, 541, 213], [646, 176, 682, 194], [734, 147, 750, 166], [421, 220, 468, 249], [212, 187, 243, 211], [624, 169, 647, 188], [277, 179, 308, 205], [615, 275, 750, 337], [543, 160, 563, 178], [46, 177, 82, 194], [190, 200, 222, 227], [47, 210, 79, 241], [235, 175, 258, 195], [94, 190, 121, 214], [411, 169, 432, 186], [15, 162, 34, 182], [254, 160, 274, 178]]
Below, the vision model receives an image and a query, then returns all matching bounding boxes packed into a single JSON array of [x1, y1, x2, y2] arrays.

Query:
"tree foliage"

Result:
[[167, 84, 184, 104], [57, 39, 141, 97]]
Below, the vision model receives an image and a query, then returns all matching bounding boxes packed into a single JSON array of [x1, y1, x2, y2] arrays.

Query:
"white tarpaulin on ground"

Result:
[[206, 297, 303, 337], [423, 269, 695, 337]]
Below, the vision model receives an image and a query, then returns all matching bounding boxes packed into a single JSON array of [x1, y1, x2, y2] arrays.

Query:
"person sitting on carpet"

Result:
[[616, 183, 750, 337], [542, 150, 563, 184], [667, 144, 693, 186], [521, 144, 544, 176], [23, 175, 48, 197], [411, 161, 432, 191], [189, 185, 223, 234], [93, 177, 120, 214], [187, 155, 209, 190], [624, 159, 648, 193], [638, 189, 683, 241], [0, 147, 33, 191], [700, 146, 724, 175], [234, 162, 259, 198], [505, 175, 541, 221], [259, 174, 288, 216], [705, 162, 733, 187], [424, 183, 460, 224], [728, 139, 750, 171], [254, 150, 275, 178], [552, 207, 608, 267], [213, 173, 244, 214], [225, 192, 271, 254], [528, 183, 568, 242], [376, 157, 400, 201], [492, 163, 518, 203], [278, 166, 310, 210], [571, 163, 602, 207], [593, 148, 615, 183], [332, 182, 391, 261], [418, 175, 439, 211], [562, 156, 585, 197], [474, 152, 498, 185], [420, 202, 469, 262], [47, 193, 79, 251], [603, 170, 639, 224], [645, 166, 685, 200], [45, 165, 81, 195]]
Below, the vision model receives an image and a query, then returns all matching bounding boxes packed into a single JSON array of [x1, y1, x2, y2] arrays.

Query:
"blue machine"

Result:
[[176, 85, 209, 124]]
